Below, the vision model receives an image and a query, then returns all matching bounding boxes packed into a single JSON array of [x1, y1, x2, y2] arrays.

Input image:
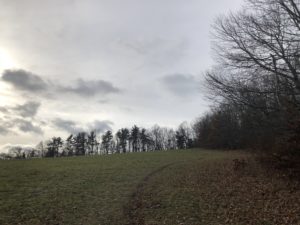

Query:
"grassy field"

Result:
[[0, 149, 299, 225]]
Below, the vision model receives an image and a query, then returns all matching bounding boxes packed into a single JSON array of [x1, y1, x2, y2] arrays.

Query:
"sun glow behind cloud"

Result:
[[0, 81, 20, 114], [0, 48, 18, 72], [0, 47, 18, 107], [0, 48, 20, 107]]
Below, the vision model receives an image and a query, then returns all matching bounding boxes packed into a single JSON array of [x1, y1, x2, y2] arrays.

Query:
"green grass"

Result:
[[0, 149, 299, 225]]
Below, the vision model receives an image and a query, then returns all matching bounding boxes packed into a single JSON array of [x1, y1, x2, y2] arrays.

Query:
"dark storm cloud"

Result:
[[13, 119, 43, 135], [2, 69, 48, 92], [13, 101, 41, 118], [1, 69, 121, 97], [62, 79, 120, 96], [52, 118, 84, 134], [88, 120, 113, 133], [162, 74, 201, 97]]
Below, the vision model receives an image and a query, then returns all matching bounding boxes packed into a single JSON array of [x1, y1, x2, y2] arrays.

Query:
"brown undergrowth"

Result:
[[132, 153, 300, 225]]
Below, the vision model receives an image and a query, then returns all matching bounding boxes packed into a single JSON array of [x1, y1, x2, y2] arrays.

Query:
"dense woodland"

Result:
[[193, 0, 300, 171]]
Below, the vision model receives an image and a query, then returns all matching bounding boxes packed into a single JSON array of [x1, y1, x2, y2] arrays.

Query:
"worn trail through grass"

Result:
[[124, 162, 178, 225]]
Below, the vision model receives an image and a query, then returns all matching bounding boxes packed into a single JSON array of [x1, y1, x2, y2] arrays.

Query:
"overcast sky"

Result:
[[0, 0, 243, 148]]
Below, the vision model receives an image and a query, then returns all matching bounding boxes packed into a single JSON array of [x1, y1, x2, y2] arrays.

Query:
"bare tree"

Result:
[[9, 146, 23, 159], [202, 0, 300, 167], [208, 0, 300, 110]]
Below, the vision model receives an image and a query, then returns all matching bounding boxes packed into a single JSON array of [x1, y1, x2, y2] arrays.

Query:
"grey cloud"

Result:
[[52, 118, 113, 134], [2, 69, 48, 92], [120, 106, 133, 112], [52, 118, 84, 134], [162, 74, 201, 97], [62, 79, 120, 96], [98, 99, 109, 104], [0, 118, 12, 134], [117, 38, 188, 67], [0, 107, 8, 113], [118, 38, 187, 56], [1, 69, 121, 97], [0, 101, 41, 119], [0, 126, 10, 135], [0, 105, 43, 135], [14, 119, 43, 135], [88, 120, 113, 133], [13, 101, 41, 118]]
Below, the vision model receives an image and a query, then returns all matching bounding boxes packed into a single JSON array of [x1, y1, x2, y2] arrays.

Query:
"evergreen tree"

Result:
[[130, 125, 140, 152], [87, 131, 98, 155], [102, 130, 113, 154]]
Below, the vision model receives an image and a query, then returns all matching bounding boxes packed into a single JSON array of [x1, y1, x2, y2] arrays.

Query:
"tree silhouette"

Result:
[[74, 132, 87, 156], [116, 128, 130, 153], [102, 130, 113, 154], [46, 137, 63, 157], [65, 134, 74, 156], [87, 131, 98, 155], [140, 128, 151, 152], [130, 125, 140, 152]]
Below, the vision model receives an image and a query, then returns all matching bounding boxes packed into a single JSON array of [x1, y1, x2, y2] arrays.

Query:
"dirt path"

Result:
[[123, 162, 177, 225]]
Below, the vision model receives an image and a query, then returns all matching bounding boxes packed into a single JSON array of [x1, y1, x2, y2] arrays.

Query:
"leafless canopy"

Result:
[[207, 0, 300, 112]]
